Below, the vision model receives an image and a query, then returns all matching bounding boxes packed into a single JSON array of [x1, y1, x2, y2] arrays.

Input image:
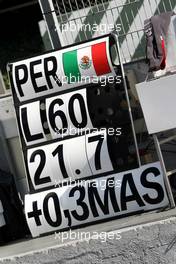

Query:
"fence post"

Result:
[[153, 134, 175, 208], [38, 0, 63, 49]]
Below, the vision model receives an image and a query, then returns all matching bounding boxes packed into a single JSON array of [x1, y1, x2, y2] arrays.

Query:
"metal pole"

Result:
[[0, 71, 6, 95], [153, 134, 175, 208], [38, 0, 64, 49], [112, 31, 141, 167]]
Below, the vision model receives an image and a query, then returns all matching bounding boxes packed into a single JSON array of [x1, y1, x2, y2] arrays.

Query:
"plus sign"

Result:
[[27, 201, 42, 226]]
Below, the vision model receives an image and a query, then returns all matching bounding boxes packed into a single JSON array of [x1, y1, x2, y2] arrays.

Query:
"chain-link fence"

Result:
[[50, 0, 176, 63]]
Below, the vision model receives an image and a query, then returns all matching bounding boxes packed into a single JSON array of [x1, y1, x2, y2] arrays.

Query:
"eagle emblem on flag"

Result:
[[79, 55, 92, 70]]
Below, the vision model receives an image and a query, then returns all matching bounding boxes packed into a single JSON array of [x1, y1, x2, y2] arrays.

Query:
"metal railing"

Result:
[[51, 0, 176, 63]]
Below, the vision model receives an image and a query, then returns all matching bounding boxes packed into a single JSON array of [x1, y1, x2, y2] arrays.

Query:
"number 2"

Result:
[[30, 149, 51, 186]]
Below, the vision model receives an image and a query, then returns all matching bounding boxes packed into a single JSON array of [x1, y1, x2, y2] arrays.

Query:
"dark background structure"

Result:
[[0, 0, 43, 74]]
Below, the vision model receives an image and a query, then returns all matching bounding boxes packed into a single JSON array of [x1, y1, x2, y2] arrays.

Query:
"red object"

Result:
[[91, 42, 111, 75], [160, 37, 166, 70]]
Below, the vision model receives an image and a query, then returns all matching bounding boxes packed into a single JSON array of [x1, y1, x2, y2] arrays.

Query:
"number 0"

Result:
[[68, 93, 88, 128]]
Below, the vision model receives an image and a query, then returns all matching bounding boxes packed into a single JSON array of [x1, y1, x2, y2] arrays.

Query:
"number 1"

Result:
[[52, 144, 69, 178]]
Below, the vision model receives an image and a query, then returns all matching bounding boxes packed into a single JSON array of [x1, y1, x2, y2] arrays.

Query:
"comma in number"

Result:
[[64, 209, 72, 227]]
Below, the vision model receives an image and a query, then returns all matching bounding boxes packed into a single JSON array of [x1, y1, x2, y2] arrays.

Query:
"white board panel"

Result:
[[46, 89, 93, 139], [86, 130, 113, 174], [63, 136, 92, 180], [136, 74, 176, 134], [19, 101, 47, 146], [10, 37, 115, 102], [25, 162, 169, 237]]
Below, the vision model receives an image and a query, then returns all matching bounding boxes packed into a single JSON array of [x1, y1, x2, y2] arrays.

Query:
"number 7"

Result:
[[88, 134, 104, 170]]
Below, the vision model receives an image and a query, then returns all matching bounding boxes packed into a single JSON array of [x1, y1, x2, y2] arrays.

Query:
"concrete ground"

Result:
[[0, 207, 176, 263]]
